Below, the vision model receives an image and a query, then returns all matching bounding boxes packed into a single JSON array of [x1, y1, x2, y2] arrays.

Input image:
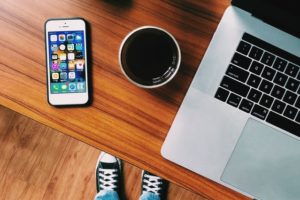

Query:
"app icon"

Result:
[[51, 61, 59, 71], [50, 35, 57, 42], [75, 43, 83, 51], [51, 44, 58, 51], [77, 82, 85, 90], [59, 53, 66, 61], [61, 84, 68, 90], [59, 44, 66, 51], [75, 51, 83, 59], [52, 83, 60, 91], [69, 83, 76, 91], [67, 34, 74, 41], [68, 61, 75, 70], [60, 62, 67, 70], [52, 72, 59, 80], [60, 72, 67, 80], [76, 60, 84, 70], [75, 35, 82, 41], [68, 72, 76, 79], [67, 44, 74, 51], [58, 34, 66, 41], [51, 54, 58, 60], [68, 53, 75, 60], [76, 78, 84, 82]]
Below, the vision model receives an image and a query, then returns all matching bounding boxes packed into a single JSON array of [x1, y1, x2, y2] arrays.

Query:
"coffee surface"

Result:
[[125, 30, 176, 82]]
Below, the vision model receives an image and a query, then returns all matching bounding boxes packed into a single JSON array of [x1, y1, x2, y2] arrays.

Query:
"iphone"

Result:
[[45, 18, 90, 106]]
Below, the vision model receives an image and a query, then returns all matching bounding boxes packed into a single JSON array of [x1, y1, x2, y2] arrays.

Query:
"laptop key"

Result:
[[247, 74, 261, 88], [296, 112, 300, 123], [215, 87, 229, 102], [286, 78, 300, 92], [283, 105, 298, 120], [271, 85, 285, 99], [226, 64, 249, 82], [295, 97, 300, 109], [283, 91, 297, 105], [273, 57, 287, 72], [259, 94, 274, 109], [227, 93, 241, 107], [220, 76, 250, 97], [259, 79, 273, 94], [267, 112, 300, 137], [237, 41, 251, 55], [262, 67, 276, 81], [271, 100, 286, 114], [247, 89, 262, 103], [285, 63, 299, 77], [261, 52, 275, 66], [249, 46, 263, 61], [231, 53, 252, 69], [239, 99, 254, 113], [251, 104, 268, 120], [273, 72, 288, 86], [249, 61, 264, 75]]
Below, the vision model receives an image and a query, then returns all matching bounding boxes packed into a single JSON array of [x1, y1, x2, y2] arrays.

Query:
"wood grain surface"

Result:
[[0, 105, 208, 200], [0, 0, 249, 199]]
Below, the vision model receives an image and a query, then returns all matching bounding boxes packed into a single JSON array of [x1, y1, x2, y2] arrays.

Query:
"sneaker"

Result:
[[95, 152, 122, 195], [141, 170, 168, 200]]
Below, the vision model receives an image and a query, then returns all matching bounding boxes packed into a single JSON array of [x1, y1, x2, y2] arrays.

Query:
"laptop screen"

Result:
[[266, 0, 297, 13], [232, 0, 300, 38]]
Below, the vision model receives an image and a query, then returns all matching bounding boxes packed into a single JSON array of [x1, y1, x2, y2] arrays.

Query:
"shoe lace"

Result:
[[142, 174, 162, 195], [98, 168, 118, 190]]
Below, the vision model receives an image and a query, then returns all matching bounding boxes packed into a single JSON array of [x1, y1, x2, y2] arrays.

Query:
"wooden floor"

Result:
[[0, 106, 207, 200]]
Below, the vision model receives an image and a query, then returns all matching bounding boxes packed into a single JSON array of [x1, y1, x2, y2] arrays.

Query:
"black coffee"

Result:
[[121, 28, 179, 86]]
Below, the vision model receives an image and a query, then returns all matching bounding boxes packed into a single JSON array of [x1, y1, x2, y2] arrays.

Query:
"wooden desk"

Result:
[[0, 0, 249, 199]]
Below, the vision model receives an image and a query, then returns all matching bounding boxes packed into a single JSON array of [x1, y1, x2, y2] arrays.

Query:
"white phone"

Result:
[[45, 18, 90, 106]]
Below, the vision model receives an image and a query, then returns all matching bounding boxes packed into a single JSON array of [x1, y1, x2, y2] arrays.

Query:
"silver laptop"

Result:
[[161, 0, 300, 199]]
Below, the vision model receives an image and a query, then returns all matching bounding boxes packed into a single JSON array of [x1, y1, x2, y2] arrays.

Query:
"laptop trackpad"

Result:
[[221, 118, 300, 200]]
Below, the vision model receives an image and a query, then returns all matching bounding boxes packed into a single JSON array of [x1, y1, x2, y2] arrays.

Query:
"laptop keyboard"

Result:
[[215, 33, 300, 137]]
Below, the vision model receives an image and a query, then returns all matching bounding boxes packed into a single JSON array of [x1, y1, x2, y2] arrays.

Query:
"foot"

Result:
[[141, 170, 168, 200], [95, 152, 121, 195]]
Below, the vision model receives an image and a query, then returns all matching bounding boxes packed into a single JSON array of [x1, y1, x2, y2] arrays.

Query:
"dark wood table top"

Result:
[[0, 0, 249, 199]]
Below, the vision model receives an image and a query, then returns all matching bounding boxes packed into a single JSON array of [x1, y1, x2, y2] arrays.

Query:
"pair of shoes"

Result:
[[96, 152, 168, 199]]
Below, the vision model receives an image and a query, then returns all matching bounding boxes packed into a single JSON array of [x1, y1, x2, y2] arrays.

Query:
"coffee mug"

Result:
[[119, 26, 181, 88]]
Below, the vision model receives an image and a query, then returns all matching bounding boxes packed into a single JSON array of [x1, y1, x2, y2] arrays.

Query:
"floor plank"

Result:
[[0, 106, 207, 200]]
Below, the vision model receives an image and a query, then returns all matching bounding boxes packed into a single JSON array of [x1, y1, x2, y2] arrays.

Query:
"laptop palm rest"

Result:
[[221, 118, 300, 200]]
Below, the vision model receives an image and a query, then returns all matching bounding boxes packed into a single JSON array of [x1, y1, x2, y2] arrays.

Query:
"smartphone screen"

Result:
[[47, 31, 86, 94], [45, 18, 89, 106]]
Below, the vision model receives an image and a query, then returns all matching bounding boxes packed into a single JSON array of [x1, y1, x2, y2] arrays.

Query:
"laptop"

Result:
[[161, 0, 300, 199]]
